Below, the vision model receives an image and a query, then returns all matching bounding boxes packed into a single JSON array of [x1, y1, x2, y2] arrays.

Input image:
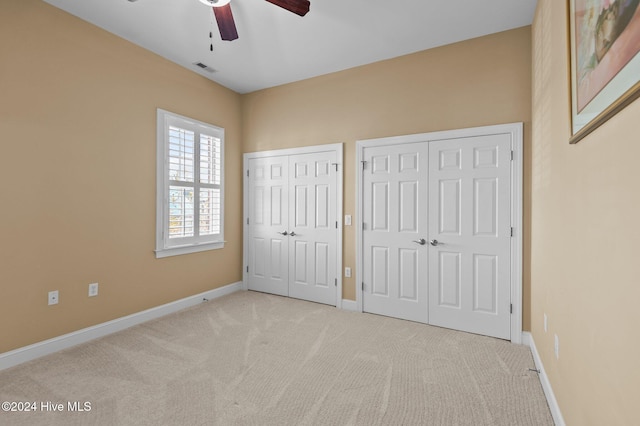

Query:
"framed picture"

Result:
[[569, 0, 640, 143]]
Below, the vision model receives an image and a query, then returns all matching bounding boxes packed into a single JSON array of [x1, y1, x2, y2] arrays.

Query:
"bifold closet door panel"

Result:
[[288, 152, 338, 306], [427, 134, 512, 340], [247, 156, 289, 297], [362, 142, 429, 323]]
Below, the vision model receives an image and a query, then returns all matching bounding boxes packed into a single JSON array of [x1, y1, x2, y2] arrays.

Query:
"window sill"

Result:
[[155, 241, 225, 258]]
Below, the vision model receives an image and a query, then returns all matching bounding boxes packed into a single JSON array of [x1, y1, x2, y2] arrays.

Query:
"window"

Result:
[[156, 109, 224, 258]]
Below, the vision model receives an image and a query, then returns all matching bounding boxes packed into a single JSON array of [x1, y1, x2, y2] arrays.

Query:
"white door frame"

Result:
[[356, 123, 523, 343], [243, 143, 344, 308]]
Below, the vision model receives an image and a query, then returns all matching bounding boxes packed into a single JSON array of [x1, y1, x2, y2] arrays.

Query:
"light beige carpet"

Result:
[[0, 291, 553, 425]]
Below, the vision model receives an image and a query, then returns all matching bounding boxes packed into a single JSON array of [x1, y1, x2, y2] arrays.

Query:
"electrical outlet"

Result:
[[345, 215, 352, 226], [345, 267, 352, 278], [544, 313, 548, 332], [88, 283, 99, 297], [554, 334, 559, 359], [48, 290, 59, 306]]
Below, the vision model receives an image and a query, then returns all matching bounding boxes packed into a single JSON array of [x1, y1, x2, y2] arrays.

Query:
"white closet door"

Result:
[[247, 156, 289, 296], [427, 134, 512, 339], [246, 148, 339, 306], [362, 142, 429, 323], [288, 152, 338, 306]]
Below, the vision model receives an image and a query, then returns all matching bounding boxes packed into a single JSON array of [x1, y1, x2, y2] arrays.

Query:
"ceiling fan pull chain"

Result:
[[209, 11, 214, 52]]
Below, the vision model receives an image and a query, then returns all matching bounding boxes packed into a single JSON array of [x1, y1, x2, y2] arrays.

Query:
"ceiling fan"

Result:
[[198, 0, 311, 41]]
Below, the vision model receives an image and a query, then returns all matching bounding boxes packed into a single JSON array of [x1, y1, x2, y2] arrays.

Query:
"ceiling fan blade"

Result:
[[265, 0, 310, 17], [213, 4, 239, 41]]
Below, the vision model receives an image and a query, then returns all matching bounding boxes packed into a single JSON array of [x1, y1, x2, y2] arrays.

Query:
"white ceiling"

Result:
[[43, 0, 538, 94]]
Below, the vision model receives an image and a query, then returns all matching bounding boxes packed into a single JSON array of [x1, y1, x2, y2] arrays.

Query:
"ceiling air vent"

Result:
[[194, 62, 217, 73]]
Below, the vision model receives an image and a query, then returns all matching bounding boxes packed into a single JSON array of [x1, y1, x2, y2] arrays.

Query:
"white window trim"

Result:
[[155, 109, 225, 258]]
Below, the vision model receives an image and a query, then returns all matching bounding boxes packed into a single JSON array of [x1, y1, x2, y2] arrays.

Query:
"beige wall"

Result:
[[0, 0, 243, 353], [242, 27, 533, 324], [532, 1, 640, 424]]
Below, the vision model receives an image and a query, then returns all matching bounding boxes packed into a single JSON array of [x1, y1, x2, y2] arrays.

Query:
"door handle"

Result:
[[412, 238, 427, 245], [289, 231, 296, 237], [278, 231, 288, 236], [430, 239, 441, 246]]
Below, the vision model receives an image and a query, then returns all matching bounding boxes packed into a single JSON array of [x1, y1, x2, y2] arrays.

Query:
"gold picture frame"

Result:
[[568, 0, 640, 144]]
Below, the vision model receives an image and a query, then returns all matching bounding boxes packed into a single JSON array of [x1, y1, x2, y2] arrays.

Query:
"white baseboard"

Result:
[[522, 332, 566, 426], [0, 282, 243, 371], [341, 299, 358, 312]]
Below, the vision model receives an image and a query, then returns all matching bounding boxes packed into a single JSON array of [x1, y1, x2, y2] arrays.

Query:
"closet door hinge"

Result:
[[247, 218, 250, 225], [335, 278, 337, 287], [336, 221, 338, 229], [510, 303, 513, 314], [246, 266, 249, 273], [361, 160, 367, 170], [511, 151, 514, 161], [510, 227, 514, 237], [332, 163, 339, 172]]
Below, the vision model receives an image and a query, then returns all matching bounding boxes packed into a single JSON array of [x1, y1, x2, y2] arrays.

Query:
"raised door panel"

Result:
[[371, 246, 389, 296], [439, 179, 461, 235], [474, 179, 498, 237], [399, 248, 418, 301], [438, 251, 461, 308]]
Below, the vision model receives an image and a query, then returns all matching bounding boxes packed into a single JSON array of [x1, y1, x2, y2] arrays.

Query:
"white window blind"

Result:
[[156, 109, 224, 258]]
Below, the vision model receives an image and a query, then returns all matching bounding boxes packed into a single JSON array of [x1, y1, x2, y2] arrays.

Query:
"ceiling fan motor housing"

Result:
[[199, 0, 231, 7]]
